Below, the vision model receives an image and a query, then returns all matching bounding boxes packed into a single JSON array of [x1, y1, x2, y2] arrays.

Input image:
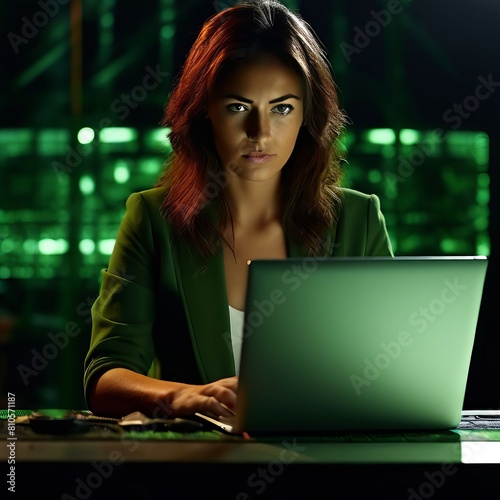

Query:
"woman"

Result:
[[83, 0, 393, 419]]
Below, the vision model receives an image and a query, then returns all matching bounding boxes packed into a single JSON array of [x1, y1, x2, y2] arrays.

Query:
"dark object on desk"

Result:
[[29, 409, 89, 434], [28, 409, 204, 435], [118, 411, 205, 432]]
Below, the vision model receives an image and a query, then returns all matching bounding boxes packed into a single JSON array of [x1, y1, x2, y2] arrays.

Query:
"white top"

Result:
[[228, 305, 245, 375]]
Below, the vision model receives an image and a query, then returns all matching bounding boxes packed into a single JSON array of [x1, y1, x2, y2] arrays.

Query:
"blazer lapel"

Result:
[[171, 223, 338, 383], [172, 238, 236, 383]]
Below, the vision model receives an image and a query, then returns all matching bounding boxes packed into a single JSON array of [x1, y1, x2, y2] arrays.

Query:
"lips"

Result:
[[242, 152, 275, 164]]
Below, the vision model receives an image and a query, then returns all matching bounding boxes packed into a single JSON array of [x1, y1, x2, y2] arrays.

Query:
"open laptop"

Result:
[[196, 256, 488, 435]]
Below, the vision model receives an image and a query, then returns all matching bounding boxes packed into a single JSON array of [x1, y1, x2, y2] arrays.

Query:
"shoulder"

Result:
[[339, 186, 380, 203], [126, 186, 167, 209], [337, 187, 383, 215]]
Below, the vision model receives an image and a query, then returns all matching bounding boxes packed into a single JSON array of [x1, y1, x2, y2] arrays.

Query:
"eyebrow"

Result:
[[222, 93, 301, 104]]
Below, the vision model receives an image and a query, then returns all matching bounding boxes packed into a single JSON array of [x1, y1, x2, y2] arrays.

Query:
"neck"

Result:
[[223, 176, 282, 229]]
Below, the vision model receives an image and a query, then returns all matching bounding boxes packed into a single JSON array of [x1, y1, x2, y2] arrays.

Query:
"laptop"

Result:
[[196, 256, 488, 435]]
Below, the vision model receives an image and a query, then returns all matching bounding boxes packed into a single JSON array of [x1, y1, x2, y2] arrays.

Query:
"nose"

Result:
[[246, 108, 271, 142]]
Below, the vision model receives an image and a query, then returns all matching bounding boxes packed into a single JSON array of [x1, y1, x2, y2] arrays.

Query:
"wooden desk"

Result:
[[2, 413, 500, 499]]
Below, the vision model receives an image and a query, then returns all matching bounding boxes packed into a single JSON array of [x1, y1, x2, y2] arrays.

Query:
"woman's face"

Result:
[[207, 53, 304, 183]]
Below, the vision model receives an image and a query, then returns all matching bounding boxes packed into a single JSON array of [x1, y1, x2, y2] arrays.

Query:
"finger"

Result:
[[205, 396, 234, 418]]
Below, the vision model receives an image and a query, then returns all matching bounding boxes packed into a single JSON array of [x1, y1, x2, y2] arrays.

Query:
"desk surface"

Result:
[[2, 411, 500, 498]]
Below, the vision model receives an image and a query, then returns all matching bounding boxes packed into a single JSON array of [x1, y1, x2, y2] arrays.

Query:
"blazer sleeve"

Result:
[[83, 192, 159, 403]]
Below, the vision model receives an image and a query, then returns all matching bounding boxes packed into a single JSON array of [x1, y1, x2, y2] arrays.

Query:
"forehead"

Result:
[[213, 53, 303, 96]]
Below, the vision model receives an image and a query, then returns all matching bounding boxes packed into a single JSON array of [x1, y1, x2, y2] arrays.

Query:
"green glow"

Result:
[[38, 238, 69, 255], [79, 175, 95, 195], [23, 239, 38, 254], [98, 239, 116, 254], [368, 169, 382, 183], [101, 13, 114, 28], [40, 267, 56, 279], [366, 129, 396, 145], [445, 131, 490, 162], [0, 239, 15, 253], [477, 234, 490, 256], [474, 133, 489, 166], [476, 187, 489, 206], [38, 129, 70, 156], [399, 129, 421, 145], [78, 127, 95, 144], [0, 267, 10, 279], [440, 238, 461, 254], [114, 164, 130, 184], [161, 8, 175, 22], [473, 215, 489, 232], [139, 158, 162, 175], [161, 25, 176, 39], [79, 239, 96, 255], [478, 172, 490, 188], [0, 128, 33, 156], [99, 127, 137, 143], [144, 128, 172, 154]]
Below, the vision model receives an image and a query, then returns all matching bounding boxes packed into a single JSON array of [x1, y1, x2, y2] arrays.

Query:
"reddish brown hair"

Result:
[[156, 0, 347, 256]]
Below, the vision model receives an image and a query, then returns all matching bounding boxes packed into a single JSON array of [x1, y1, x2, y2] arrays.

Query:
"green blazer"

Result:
[[83, 186, 393, 403]]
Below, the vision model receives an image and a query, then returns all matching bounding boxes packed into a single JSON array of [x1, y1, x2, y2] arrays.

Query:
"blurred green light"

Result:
[[38, 129, 70, 156], [23, 239, 38, 254], [79, 175, 95, 195], [440, 238, 460, 254], [0, 239, 15, 253], [0, 267, 10, 279], [144, 128, 172, 154], [478, 172, 490, 188], [39, 238, 69, 255], [79, 239, 96, 255], [368, 169, 382, 183], [366, 129, 396, 145], [100, 127, 137, 143], [101, 12, 114, 28], [474, 132, 489, 166], [139, 158, 162, 175], [161, 25, 176, 39], [477, 234, 490, 257], [78, 127, 95, 144], [98, 239, 115, 254], [399, 129, 421, 145], [476, 187, 490, 206], [114, 164, 130, 184]]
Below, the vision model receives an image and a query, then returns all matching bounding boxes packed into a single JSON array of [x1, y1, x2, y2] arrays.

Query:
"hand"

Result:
[[166, 376, 238, 418]]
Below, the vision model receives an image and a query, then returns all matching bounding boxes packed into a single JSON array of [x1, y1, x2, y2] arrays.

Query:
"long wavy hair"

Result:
[[156, 0, 347, 256]]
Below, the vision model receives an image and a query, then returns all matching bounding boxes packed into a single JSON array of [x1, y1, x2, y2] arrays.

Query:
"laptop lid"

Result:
[[233, 256, 488, 434]]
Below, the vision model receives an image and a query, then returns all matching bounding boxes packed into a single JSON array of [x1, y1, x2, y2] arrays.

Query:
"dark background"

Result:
[[1, 0, 499, 410]]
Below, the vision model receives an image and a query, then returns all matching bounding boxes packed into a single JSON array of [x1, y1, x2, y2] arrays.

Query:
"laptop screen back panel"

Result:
[[235, 257, 488, 434]]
